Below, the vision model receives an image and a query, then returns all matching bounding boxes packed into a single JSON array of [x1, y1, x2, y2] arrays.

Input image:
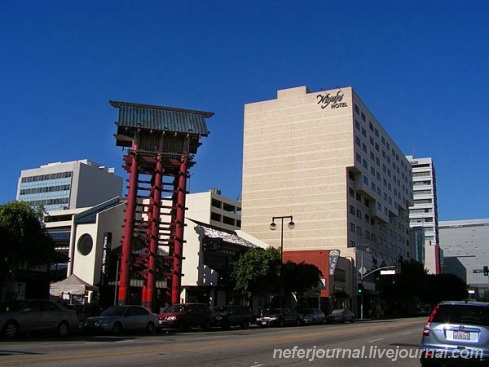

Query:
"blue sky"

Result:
[[1, 0, 488, 221]]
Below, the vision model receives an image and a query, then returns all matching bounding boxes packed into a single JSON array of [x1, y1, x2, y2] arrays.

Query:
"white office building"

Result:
[[17, 160, 123, 212], [439, 219, 489, 297], [406, 156, 441, 274]]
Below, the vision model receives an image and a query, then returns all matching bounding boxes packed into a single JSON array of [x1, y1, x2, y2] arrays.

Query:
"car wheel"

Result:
[[57, 321, 70, 337], [146, 322, 156, 335], [279, 319, 285, 327], [202, 320, 212, 331], [176, 321, 187, 332], [351, 318, 355, 323], [3, 320, 19, 339], [240, 320, 249, 329], [112, 322, 123, 335]]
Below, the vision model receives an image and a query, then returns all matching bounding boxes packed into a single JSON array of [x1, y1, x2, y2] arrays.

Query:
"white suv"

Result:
[[420, 300, 489, 366]]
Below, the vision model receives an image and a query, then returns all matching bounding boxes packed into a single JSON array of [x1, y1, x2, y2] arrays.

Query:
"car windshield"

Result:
[[214, 306, 229, 313], [433, 305, 489, 326], [101, 306, 127, 316], [268, 309, 284, 315], [164, 305, 186, 313], [0, 300, 29, 313]]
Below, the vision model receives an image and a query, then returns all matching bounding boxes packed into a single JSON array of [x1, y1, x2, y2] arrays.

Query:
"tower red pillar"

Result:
[[171, 155, 188, 304], [118, 142, 139, 305], [142, 154, 163, 310]]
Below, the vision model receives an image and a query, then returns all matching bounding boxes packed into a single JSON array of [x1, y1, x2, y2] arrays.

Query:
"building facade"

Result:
[[241, 86, 413, 308], [17, 160, 123, 212], [44, 190, 262, 310], [406, 156, 441, 274], [439, 219, 489, 298]]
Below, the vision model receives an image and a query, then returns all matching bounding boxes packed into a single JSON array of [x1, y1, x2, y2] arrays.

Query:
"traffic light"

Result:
[[484, 266, 488, 276], [357, 284, 364, 294]]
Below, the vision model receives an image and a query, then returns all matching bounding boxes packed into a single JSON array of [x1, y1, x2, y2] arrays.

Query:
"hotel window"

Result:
[[350, 223, 356, 232], [355, 119, 360, 130], [361, 112, 366, 121], [354, 104, 360, 114], [350, 205, 356, 214]]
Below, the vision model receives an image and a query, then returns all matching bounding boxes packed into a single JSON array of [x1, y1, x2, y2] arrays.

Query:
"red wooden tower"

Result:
[[111, 101, 213, 310]]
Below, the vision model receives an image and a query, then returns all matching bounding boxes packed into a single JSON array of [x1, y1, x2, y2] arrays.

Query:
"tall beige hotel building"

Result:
[[241, 86, 413, 306]]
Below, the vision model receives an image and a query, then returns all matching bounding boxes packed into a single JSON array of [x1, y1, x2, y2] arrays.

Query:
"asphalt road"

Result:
[[0, 317, 426, 367]]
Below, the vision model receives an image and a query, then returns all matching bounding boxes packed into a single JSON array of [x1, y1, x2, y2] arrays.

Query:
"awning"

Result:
[[194, 224, 259, 249], [50, 274, 98, 296]]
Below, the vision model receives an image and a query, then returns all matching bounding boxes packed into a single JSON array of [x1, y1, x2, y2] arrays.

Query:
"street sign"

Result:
[[359, 266, 367, 276], [380, 269, 396, 275]]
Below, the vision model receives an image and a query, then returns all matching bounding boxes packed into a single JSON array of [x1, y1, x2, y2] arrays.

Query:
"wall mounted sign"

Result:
[[329, 249, 341, 276], [316, 90, 348, 109]]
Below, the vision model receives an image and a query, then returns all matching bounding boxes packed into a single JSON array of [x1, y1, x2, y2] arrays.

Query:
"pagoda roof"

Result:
[[110, 100, 213, 143]]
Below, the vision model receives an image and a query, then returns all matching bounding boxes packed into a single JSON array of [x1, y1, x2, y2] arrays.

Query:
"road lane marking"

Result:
[[369, 338, 383, 342]]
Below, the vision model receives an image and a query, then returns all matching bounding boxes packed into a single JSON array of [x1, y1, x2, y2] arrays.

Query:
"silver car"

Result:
[[0, 299, 79, 338], [84, 305, 158, 335], [420, 300, 489, 366]]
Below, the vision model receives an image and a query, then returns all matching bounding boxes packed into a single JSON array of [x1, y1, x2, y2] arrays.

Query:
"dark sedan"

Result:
[[326, 308, 355, 324], [256, 308, 300, 327], [299, 308, 326, 325]]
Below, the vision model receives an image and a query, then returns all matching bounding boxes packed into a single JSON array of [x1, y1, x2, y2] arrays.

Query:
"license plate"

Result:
[[453, 331, 470, 340], [262, 321, 267, 325]]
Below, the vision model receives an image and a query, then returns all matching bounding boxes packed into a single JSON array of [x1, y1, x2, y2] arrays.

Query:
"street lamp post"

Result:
[[270, 215, 295, 307], [356, 244, 369, 320]]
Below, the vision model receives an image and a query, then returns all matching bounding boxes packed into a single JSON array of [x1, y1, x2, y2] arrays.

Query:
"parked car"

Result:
[[326, 309, 355, 323], [83, 305, 158, 335], [0, 299, 79, 339], [299, 308, 326, 325], [158, 303, 213, 332], [256, 308, 300, 327], [420, 300, 489, 366], [212, 304, 252, 329]]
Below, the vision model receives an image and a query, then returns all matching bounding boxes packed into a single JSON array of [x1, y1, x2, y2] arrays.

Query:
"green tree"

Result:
[[0, 201, 57, 281], [282, 261, 322, 296], [230, 246, 281, 303]]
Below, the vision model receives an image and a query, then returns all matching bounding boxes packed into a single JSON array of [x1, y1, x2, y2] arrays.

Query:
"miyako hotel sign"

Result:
[[316, 89, 348, 110]]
